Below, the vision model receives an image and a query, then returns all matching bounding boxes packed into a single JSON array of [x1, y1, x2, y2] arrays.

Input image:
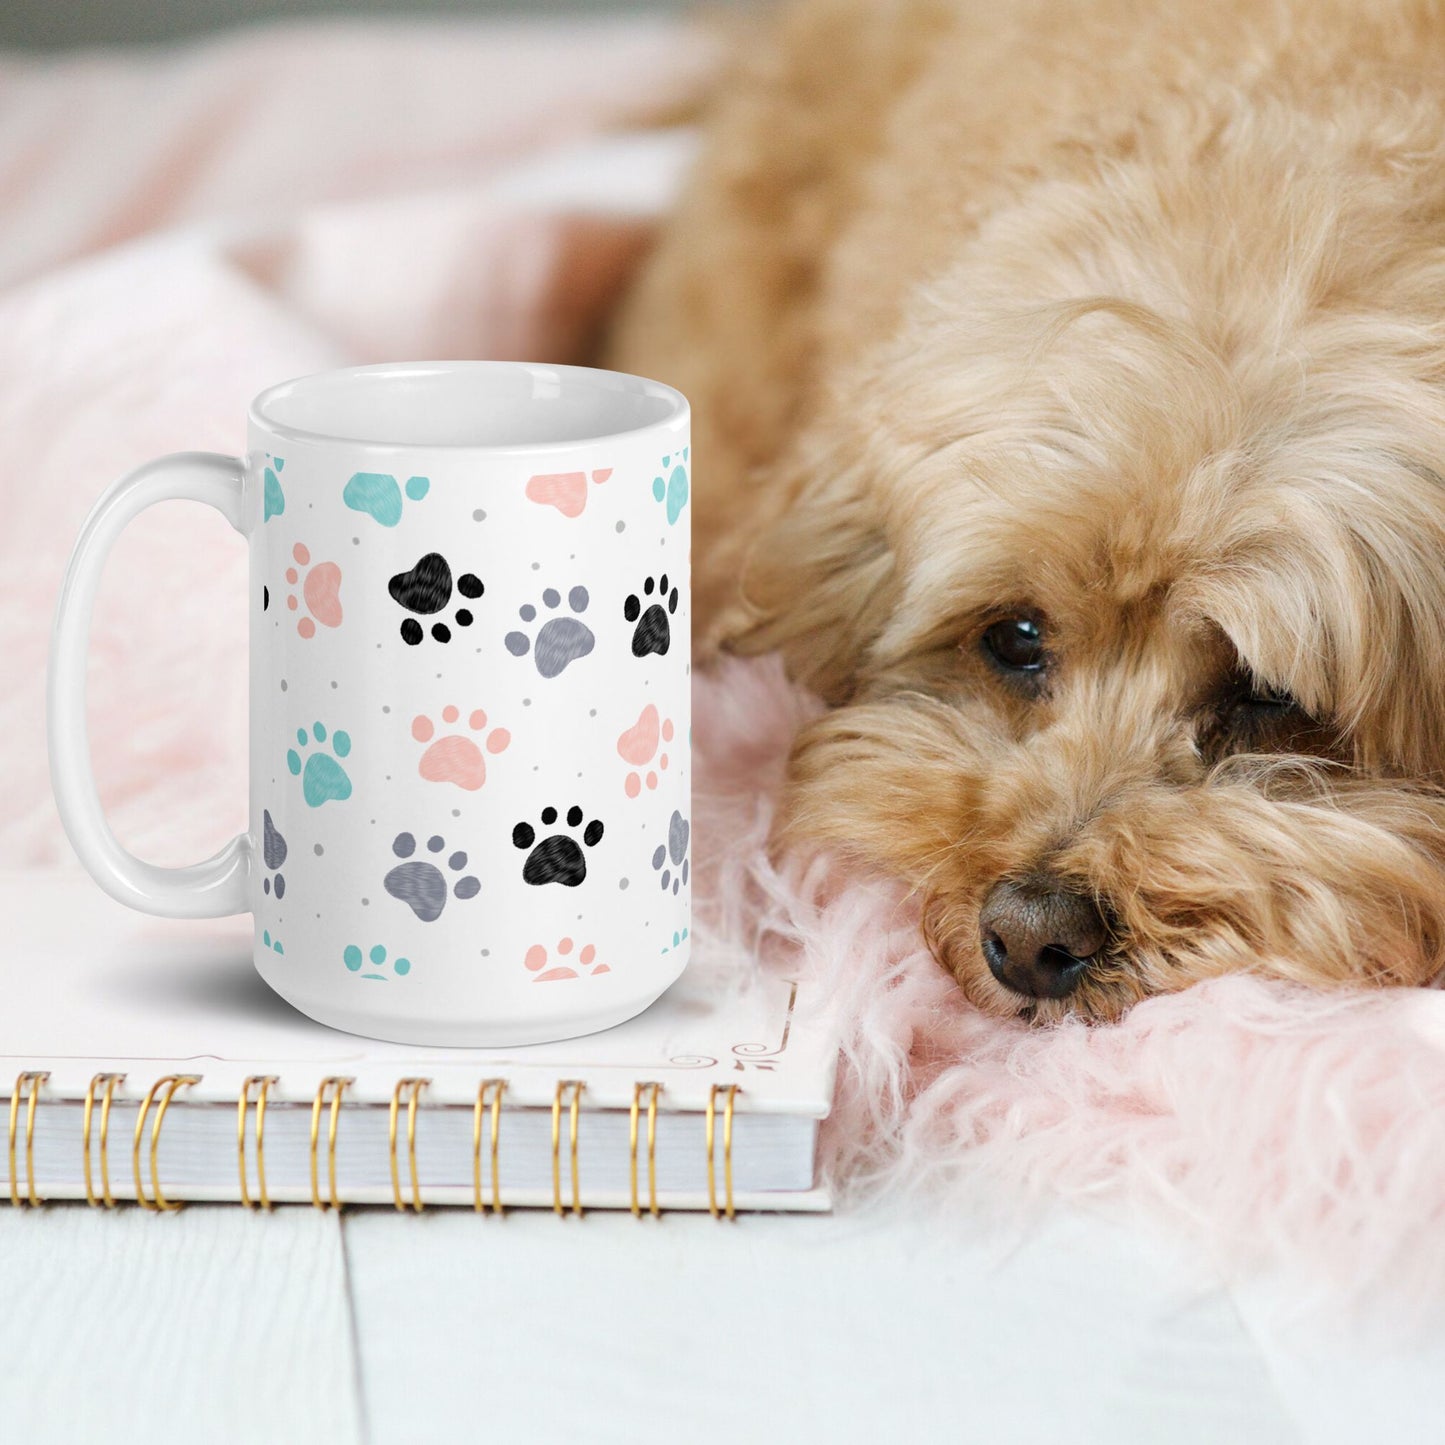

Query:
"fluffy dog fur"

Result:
[[607, 0, 1445, 1020]]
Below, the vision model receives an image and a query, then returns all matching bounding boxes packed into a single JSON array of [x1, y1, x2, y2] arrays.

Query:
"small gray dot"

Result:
[[313, 844, 324, 856], [352, 536, 360, 545], [522, 698, 532, 707], [452, 808, 460, 817], [533, 765, 539, 771], [531, 561, 541, 570], [362, 897, 370, 906], [481, 948, 490, 957], [279, 680, 288, 692], [615, 521, 625, 533], [588, 709, 597, 717], [330, 681, 338, 689], [619, 878, 629, 890], [473, 509, 487, 521], [382, 705, 391, 714]]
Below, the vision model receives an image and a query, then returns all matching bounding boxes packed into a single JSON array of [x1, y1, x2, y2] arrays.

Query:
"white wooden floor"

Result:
[[2, 1200, 1442, 1444]]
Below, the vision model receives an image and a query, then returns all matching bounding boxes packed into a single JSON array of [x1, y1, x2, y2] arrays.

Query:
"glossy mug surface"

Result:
[[49, 362, 691, 1045]]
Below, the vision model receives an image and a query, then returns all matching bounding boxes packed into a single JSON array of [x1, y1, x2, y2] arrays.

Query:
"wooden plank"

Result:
[[0, 1204, 362, 1445], [344, 1204, 1299, 1445]]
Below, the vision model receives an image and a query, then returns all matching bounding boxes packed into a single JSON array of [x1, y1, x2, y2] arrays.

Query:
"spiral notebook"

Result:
[[1, 873, 835, 1216]]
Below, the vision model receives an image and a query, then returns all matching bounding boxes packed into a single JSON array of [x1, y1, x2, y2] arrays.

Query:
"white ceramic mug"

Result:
[[49, 362, 692, 1045]]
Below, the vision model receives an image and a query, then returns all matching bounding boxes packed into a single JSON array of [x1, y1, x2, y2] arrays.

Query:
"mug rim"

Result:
[[249, 359, 689, 455]]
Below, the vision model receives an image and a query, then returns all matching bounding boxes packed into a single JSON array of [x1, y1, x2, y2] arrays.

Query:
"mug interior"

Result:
[[251, 361, 685, 450]]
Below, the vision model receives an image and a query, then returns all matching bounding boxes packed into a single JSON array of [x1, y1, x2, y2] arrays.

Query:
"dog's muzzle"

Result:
[[979, 875, 1109, 1000]]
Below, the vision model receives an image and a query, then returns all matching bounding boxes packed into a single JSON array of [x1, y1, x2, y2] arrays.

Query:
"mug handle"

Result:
[[48, 452, 252, 918]]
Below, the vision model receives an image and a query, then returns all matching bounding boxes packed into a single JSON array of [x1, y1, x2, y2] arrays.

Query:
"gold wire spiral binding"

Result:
[[8, 1072, 49, 1207], [309, 1077, 352, 1210], [237, 1076, 278, 1210], [473, 1080, 505, 1215], [132, 1074, 200, 1211], [82, 1073, 126, 1208], [706, 1084, 742, 1221], [551, 1081, 584, 1218], [629, 1083, 663, 1219], [388, 1078, 429, 1213]]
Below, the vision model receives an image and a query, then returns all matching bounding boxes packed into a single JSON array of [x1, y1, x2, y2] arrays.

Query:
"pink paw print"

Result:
[[286, 543, 342, 639], [617, 704, 675, 797], [412, 706, 510, 791], [525, 468, 613, 519], [524, 937, 609, 982]]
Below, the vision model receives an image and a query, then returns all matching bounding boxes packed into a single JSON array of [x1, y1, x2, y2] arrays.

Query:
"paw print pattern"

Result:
[[524, 937, 610, 982], [617, 704, 674, 796], [384, 832, 480, 922], [286, 543, 343, 639], [624, 574, 677, 658], [512, 805, 604, 887], [343, 472, 429, 528], [389, 552, 483, 645], [287, 722, 353, 808], [525, 468, 612, 518], [264, 457, 286, 522], [652, 810, 690, 895], [343, 942, 412, 979], [505, 587, 594, 678], [412, 706, 510, 791], [652, 447, 689, 526], [262, 809, 287, 899]]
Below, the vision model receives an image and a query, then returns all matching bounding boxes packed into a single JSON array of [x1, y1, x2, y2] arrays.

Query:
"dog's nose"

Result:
[[979, 876, 1108, 1000]]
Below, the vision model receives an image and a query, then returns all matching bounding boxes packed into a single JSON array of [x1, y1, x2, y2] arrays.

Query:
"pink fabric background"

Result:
[[5, 17, 1445, 1317]]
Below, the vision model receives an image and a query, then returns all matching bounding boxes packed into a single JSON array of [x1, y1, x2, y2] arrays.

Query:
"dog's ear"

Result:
[[712, 434, 896, 704]]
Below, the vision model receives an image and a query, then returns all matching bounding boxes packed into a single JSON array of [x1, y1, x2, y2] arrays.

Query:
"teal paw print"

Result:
[[662, 927, 689, 955], [344, 942, 412, 980], [343, 472, 430, 527], [287, 721, 353, 807], [264, 457, 286, 521], [262, 929, 284, 956], [651, 448, 689, 526]]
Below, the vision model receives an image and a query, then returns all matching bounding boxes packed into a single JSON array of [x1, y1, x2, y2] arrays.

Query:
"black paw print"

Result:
[[512, 805, 604, 887], [262, 809, 287, 899], [624, 574, 678, 658], [652, 809, 690, 895], [389, 552, 484, 645]]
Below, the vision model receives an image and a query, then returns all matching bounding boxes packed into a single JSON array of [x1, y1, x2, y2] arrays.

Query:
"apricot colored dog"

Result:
[[608, 0, 1445, 1019]]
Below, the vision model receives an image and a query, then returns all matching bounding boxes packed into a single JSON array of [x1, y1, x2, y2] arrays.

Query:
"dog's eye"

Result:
[[982, 617, 1047, 673], [1239, 685, 1296, 712]]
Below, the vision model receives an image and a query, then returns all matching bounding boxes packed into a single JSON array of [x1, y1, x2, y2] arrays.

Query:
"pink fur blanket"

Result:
[[4, 16, 1443, 1313]]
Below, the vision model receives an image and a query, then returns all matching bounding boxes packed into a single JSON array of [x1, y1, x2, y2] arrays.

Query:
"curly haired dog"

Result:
[[607, 0, 1445, 1020]]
